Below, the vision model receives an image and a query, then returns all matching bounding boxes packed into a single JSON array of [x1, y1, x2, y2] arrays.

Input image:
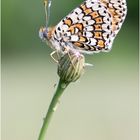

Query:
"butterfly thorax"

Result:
[[39, 26, 63, 51]]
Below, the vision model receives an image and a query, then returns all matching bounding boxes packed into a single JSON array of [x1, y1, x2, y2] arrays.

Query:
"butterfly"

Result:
[[39, 0, 127, 54]]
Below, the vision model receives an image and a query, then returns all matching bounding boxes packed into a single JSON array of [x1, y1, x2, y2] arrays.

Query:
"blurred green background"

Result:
[[2, 0, 139, 140]]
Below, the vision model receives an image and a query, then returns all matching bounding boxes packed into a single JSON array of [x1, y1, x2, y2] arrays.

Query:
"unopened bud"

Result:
[[57, 50, 85, 84]]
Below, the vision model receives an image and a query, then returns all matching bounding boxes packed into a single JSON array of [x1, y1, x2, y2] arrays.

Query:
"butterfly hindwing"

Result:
[[52, 0, 127, 53]]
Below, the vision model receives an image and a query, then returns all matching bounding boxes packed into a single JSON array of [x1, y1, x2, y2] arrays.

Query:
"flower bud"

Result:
[[57, 50, 85, 84]]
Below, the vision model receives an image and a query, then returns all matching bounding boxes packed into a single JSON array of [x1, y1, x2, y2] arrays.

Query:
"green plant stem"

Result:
[[38, 79, 69, 140]]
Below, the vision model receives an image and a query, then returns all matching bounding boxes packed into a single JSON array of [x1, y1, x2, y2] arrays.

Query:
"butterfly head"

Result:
[[39, 26, 54, 41]]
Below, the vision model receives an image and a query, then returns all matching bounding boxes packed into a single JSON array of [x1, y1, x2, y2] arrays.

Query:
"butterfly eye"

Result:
[[39, 27, 48, 41]]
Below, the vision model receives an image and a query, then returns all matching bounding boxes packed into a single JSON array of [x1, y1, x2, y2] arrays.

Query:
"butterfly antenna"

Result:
[[44, 0, 52, 28]]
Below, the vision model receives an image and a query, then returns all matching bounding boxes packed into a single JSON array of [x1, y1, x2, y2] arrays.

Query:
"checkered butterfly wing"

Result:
[[53, 0, 127, 53]]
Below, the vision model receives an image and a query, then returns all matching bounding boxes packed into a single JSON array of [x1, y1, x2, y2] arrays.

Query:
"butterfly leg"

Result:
[[50, 51, 59, 63], [63, 47, 92, 68], [63, 46, 78, 69]]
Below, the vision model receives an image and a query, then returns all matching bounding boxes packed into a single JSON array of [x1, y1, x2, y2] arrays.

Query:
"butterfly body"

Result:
[[39, 0, 127, 54]]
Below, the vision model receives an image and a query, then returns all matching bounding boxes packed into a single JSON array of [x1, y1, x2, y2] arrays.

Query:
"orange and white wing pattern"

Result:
[[50, 0, 127, 53]]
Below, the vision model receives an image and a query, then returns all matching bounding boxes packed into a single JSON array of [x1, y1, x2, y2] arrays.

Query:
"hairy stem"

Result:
[[38, 79, 69, 140]]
